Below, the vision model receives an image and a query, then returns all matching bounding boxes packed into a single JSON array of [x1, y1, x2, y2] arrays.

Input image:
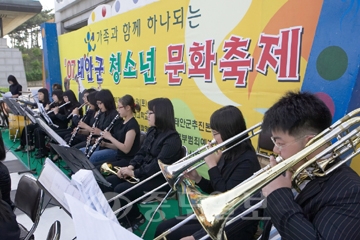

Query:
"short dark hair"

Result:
[[210, 106, 254, 159], [7, 75, 18, 85], [119, 94, 141, 113], [52, 83, 62, 90], [148, 98, 175, 131], [95, 89, 116, 111], [37, 88, 50, 104], [0, 133, 6, 161], [83, 88, 97, 95], [52, 90, 64, 103], [262, 91, 332, 137], [87, 91, 99, 111]]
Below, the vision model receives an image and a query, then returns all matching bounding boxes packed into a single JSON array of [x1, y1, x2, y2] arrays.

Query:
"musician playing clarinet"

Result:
[[101, 98, 182, 231], [80, 89, 123, 163], [92, 94, 141, 167], [155, 106, 261, 240]]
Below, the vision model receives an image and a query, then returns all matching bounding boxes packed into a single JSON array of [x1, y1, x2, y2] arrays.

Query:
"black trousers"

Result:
[[101, 174, 170, 222], [20, 123, 38, 147]]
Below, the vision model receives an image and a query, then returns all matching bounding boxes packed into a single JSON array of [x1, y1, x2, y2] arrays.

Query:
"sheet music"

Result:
[[38, 158, 83, 213], [64, 194, 142, 240], [71, 169, 118, 223]]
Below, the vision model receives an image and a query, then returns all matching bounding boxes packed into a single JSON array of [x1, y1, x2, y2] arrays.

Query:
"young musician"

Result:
[[52, 83, 62, 91], [94, 94, 141, 167], [80, 89, 123, 163], [7, 75, 22, 98], [15, 88, 50, 152], [259, 92, 360, 239], [0, 194, 20, 240], [0, 133, 12, 208], [33, 90, 67, 158], [64, 90, 98, 148], [101, 98, 182, 230], [155, 106, 261, 240]]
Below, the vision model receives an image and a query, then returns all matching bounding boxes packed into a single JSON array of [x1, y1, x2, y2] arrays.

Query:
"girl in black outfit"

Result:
[[101, 98, 182, 231], [64, 90, 98, 148], [155, 106, 261, 240], [15, 88, 50, 152], [7, 75, 22, 98], [34, 90, 67, 158], [80, 89, 123, 163], [94, 94, 141, 167]]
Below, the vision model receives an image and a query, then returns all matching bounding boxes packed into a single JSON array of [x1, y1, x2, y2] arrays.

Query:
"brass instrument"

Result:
[[67, 102, 86, 119], [86, 114, 120, 158], [100, 163, 140, 184], [84, 110, 101, 156], [185, 110, 360, 240], [47, 101, 71, 114]]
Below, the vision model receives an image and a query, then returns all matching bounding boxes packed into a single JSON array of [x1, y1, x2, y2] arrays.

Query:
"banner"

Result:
[[57, 0, 360, 173]]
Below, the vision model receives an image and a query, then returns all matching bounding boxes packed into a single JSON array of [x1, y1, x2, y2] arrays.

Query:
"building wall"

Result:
[[55, 0, 115, 35], [0, 38, 27, 90]]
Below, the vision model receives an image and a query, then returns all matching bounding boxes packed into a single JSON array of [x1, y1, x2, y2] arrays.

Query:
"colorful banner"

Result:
[[57, 0, 360, 173]]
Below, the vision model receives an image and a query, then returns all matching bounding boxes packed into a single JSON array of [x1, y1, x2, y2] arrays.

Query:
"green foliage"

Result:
[[7, 10, 54, 82]]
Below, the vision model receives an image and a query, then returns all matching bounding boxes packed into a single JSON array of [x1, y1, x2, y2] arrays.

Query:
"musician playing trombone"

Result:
[[101, 98, 182, 231], [155, 106, 261, 240], [255, 92, 360, 240]]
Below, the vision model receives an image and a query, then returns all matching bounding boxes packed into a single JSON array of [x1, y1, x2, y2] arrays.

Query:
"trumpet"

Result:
[[185, 109, 360, 240], [100, 163, 140, 184], [67, 102, 86, 119], [47, 101, 71, 114]]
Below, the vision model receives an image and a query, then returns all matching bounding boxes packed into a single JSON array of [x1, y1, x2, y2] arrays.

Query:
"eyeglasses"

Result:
[[146, 111, 154, 115], [270, 135, 314, 151]]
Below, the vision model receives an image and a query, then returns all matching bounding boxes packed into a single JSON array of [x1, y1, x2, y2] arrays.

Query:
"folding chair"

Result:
[[14, 175, 44, 240], [46, 220, 61, 240]]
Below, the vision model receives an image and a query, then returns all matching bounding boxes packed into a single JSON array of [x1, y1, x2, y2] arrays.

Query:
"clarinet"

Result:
[[68, 107, 90, 146], [84, 110, 101, 155], [86, 114, 120, 158]]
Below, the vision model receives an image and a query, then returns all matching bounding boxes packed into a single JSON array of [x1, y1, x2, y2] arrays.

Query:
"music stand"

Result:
[[4, 98, 36, 174], [36, 102, 58, 128], [50, 144, 111, 187]]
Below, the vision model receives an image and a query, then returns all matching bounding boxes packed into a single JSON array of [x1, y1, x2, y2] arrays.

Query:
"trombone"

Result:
[[186, 110, 360, 240]]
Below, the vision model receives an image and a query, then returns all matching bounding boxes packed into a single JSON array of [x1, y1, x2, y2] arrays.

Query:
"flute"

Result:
[[47, 101, 71, 114], [67, 102, 86, 119]]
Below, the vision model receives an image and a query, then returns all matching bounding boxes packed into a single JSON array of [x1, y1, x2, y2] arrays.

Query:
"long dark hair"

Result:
[[37, 88, 50, 105], [95, 89, 116, 112], [148, 98, 175, 131], [210, 106, 254, 160], [63, 90, 79, 109], [7, 75, 18, 85], [119, 94, 141, 113], [87, 91, 99, 111]]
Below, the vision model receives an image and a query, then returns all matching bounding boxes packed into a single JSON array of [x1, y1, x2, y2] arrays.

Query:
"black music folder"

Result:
[[50, 144, 111, 187]]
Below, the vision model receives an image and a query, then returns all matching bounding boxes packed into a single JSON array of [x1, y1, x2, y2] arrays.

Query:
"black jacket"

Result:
[[129, 127, 182, 179]]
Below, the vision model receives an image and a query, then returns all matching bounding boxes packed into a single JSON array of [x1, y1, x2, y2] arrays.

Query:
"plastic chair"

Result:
[[14, 175, 44, 240], [46, 220, 61, 240]]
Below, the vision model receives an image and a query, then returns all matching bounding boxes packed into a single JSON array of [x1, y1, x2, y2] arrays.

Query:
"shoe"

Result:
[[130, 214, 145, 230], [14, 145, 24, 152], [35, 151, 48, 159], [22, 146, 35, 153]]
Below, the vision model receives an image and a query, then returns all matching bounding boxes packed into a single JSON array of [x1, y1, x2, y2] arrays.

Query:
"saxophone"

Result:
[[68, 106, 90, 146], [84, 110, 101, 155], [86, 114, 120, 158]]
